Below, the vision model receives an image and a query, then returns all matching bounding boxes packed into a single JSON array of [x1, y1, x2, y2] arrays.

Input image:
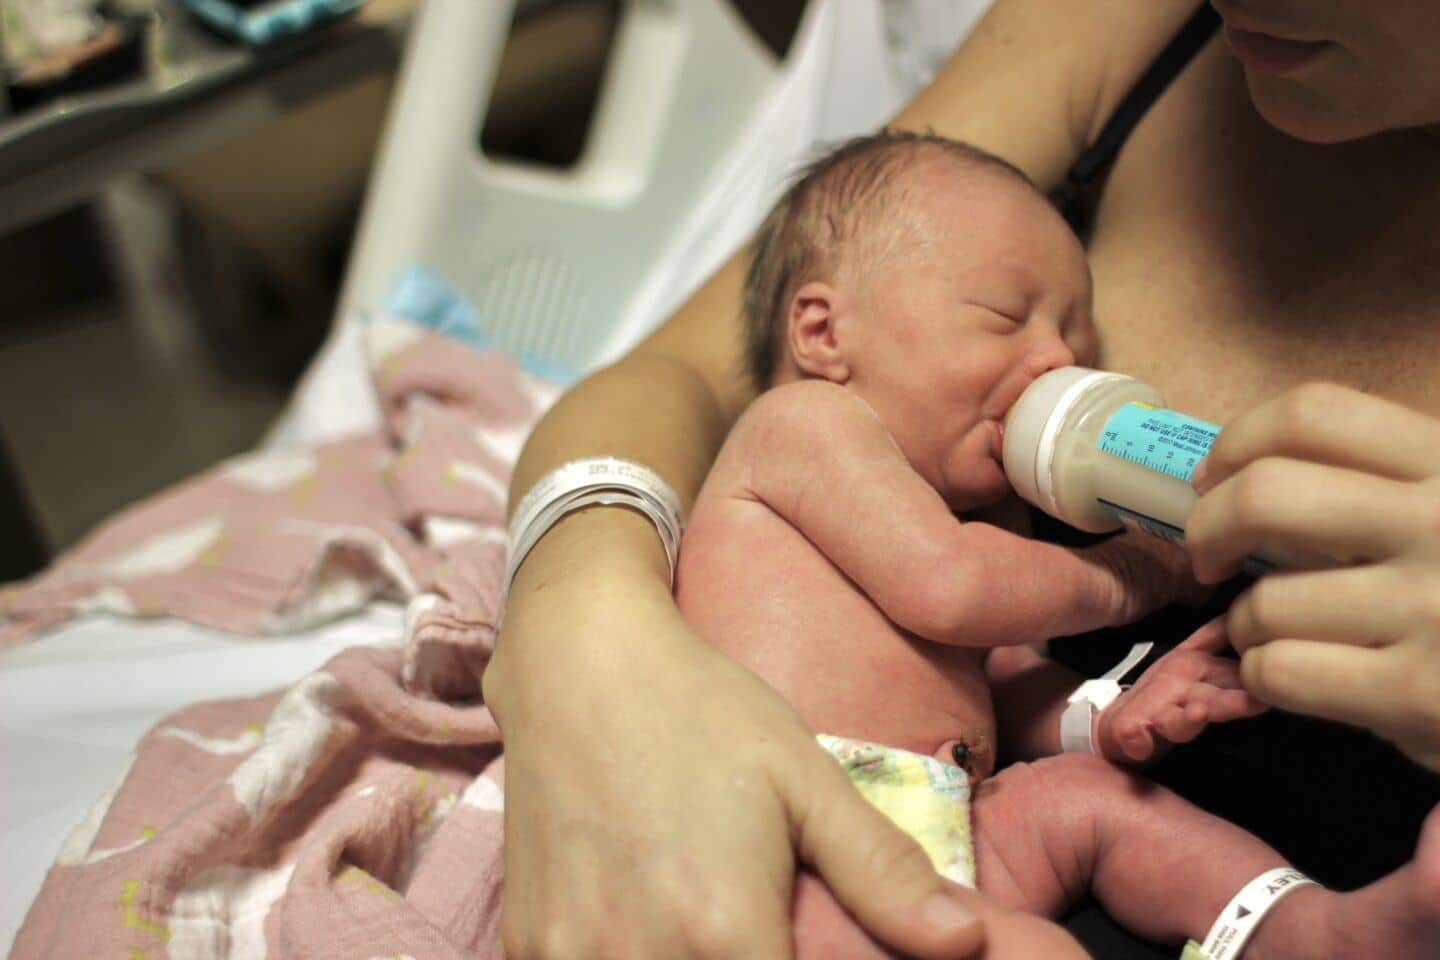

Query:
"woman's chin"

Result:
[[1244, 68, 1382, 143]]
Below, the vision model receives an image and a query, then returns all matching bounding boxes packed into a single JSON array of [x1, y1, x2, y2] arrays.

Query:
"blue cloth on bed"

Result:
[[382, 267, 579, 385]]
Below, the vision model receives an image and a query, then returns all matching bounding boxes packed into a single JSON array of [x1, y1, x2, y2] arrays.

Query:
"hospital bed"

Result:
[[2, 0, 990, 948]]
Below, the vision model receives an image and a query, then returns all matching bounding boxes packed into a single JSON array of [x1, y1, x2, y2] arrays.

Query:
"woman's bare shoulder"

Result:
[[1077, 0, 1218, 144], [894, 0, 1203, 188]]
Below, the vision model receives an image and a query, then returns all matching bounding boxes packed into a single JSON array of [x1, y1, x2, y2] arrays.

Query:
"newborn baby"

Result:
[[675, 132, 1439, 959]]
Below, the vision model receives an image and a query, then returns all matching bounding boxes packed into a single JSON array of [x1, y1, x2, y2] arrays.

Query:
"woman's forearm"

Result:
[[505, 258, 753, 605], [505, 352, 732, 596]]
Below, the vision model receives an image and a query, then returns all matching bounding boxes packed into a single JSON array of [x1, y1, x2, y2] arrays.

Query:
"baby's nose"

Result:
[[1027, 334, 1075, 376]]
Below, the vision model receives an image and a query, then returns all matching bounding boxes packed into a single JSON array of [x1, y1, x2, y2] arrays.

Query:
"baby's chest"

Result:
[[678, 484, 887, 652]]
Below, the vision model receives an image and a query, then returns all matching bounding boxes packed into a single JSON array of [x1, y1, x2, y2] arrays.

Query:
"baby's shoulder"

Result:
[[728, 382, 897, 472], [738, 380, 878, 440], [711, 383, 906, 506]]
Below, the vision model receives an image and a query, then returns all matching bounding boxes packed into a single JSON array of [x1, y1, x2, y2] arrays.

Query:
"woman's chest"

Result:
[[1084, 45, 1440, 423]]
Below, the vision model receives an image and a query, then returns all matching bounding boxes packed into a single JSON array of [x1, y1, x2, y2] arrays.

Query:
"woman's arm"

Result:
[[486, 3, 1201, 959]]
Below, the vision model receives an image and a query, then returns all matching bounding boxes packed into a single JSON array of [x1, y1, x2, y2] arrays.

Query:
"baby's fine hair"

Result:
[[741, 129, 1034, 390]]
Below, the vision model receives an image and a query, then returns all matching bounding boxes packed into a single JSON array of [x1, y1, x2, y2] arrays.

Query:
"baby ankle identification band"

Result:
[[1182, 867, 1319, 960], [1061, 641, 1153, 754], [503, 458, 684, 604]]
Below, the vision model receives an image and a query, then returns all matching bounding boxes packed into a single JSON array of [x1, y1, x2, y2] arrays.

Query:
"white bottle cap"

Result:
[[1002, 367, 1128, 518]]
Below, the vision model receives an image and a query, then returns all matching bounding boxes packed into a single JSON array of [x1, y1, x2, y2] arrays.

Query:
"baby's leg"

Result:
[[972, 753, 1287, 941], [973, 754, 1440, 959]]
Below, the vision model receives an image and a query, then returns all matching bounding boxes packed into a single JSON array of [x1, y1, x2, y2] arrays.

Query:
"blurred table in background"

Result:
[[0, 0, 418, 235], [0, 0, 634, 578]]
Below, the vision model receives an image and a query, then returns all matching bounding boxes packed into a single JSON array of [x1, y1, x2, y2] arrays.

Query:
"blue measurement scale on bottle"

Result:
[[1096, 402, 1281, 575], [1098, 403, 1219, 483], [1094, 403, 1220, 547]]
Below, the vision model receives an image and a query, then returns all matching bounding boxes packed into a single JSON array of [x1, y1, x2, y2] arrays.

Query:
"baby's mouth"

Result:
[[988, 420, 1005, 463]]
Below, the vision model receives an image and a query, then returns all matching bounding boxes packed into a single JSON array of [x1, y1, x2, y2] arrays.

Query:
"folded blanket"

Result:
[[0, 314, 557, 649], [7, 299, 563, 956], [12, 639, 512, 958]]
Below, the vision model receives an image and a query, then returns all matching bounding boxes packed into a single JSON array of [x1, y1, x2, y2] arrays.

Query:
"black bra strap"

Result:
[[1051, 3, 1220, 227]]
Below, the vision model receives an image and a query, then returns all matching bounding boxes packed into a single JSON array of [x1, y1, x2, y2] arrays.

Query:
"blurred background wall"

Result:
[[0, 0, 805, 562]]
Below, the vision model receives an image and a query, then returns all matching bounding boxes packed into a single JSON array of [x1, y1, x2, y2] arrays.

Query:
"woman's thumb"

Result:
[[792, 768, 986, 959]]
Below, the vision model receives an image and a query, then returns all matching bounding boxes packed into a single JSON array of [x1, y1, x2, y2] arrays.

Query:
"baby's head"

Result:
[[743, 130, 1097, 510]]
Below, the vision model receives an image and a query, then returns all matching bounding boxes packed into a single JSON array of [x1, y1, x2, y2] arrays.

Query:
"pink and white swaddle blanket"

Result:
[[5, 292, 562, 957]]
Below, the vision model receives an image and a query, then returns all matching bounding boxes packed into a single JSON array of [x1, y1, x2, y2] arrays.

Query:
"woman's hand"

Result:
[[1185, 382, 1440, 771], [484, 568, 988, 960], [1096, 616, 1268, 764]]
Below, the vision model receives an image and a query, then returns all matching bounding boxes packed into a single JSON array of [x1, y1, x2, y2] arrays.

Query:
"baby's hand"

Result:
[[1091, 531, 1214, 625], [1096, 617, 1268, 765]]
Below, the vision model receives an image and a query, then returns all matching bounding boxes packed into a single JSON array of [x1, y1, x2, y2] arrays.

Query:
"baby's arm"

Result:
[[734, 380, 1181, 648], [987, 619, 1268, 764]]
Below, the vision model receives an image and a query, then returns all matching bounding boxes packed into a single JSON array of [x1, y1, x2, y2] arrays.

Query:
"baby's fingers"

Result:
[[1194, 654, 1248, 691], [1155, 702, 1208, 745], [1111, 711, 1158, 762], [1199, 685, 1270, 723], [1177, 615, 1230, 653]]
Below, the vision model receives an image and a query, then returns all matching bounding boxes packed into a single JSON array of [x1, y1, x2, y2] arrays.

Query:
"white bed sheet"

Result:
[[0, 604, 405, 954]]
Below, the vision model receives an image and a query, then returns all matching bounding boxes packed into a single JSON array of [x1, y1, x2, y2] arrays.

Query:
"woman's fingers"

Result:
[[1239, 639, 1406, 734], [1226, 565, 1417, 653], [1182, 383, 1440, 771], [1243, 637, 1440, 772], [791, 748, 986, 960], [1193, 382, 1440, 494], [1186, 458, 1434, 581]]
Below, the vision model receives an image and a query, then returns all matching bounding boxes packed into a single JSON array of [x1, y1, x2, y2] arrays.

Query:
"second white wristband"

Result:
[[503, 458, 685, 602], [1060, 641, 1154, 754]]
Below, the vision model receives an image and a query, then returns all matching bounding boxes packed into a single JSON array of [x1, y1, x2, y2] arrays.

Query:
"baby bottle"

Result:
[[1002, 367, 1319, 572], [1001, 367, 1203, 542]]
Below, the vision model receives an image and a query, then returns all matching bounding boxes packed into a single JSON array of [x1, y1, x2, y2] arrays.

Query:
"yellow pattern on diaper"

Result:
[[817, 734, 975, 888], [120, 878, 171, 941]]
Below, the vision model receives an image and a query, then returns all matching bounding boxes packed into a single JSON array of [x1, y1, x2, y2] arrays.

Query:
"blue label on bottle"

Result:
[[1097, 403, 1220, 483]]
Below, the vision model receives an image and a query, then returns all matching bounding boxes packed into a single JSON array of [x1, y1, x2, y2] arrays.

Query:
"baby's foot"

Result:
[[1249, 803, 1440, 960]]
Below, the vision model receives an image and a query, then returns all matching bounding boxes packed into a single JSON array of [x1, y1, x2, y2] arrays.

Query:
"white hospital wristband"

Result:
[[1060, 641, 1154, 754], [503, 458, 685, 601], [1185, 867, 1319, 960]]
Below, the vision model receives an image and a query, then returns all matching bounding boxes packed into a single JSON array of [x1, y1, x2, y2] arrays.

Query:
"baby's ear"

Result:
[[786, 281, 852, 383]]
